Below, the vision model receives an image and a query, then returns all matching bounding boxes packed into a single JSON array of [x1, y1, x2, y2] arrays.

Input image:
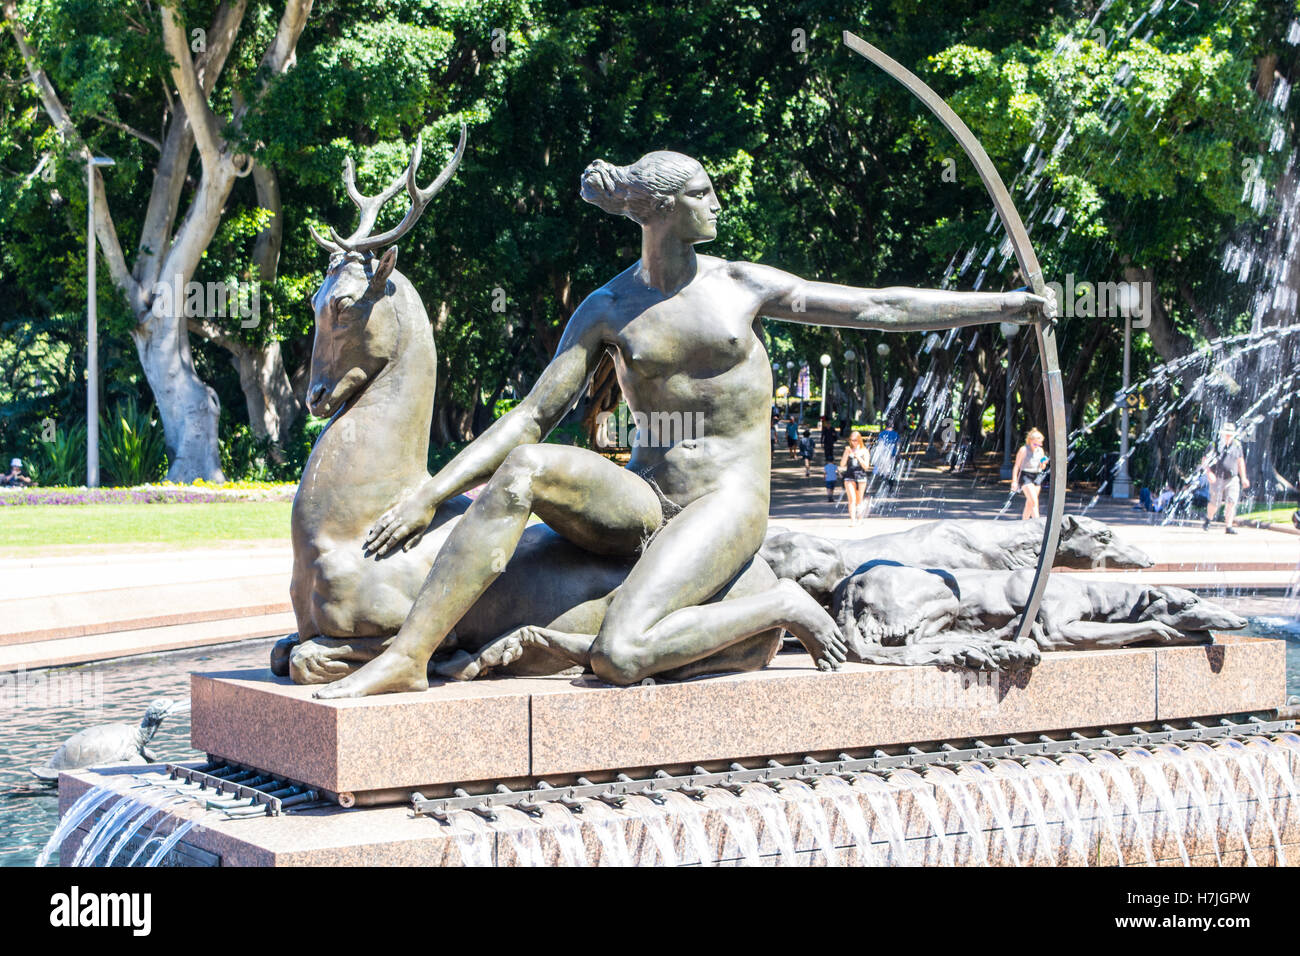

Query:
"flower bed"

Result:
[[0, 481, 297, 506]]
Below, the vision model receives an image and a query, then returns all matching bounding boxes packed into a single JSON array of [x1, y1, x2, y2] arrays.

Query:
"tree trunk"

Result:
[[133, 313, 225, 482], [1122, 265, 1190, 362], [188, 161, 300, 447], [230, 339, 298, 442], [861, 358, 875, 423]]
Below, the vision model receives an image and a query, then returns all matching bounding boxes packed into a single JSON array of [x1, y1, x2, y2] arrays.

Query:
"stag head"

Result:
[[306, 127, 466, 418]]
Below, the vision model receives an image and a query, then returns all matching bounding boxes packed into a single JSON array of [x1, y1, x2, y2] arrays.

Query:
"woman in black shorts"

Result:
[[1011, 427, 1049, 519], [839, 430, 871, 525]]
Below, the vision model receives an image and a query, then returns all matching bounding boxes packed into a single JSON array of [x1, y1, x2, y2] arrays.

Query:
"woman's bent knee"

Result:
[[482, 445, 548, 511]]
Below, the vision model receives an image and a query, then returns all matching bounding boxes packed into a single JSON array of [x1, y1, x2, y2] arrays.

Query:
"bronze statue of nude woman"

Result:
[[314, 150, 1052, 699]]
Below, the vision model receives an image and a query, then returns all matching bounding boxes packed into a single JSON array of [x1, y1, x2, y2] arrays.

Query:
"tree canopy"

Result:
[[2, 0, 1296, 487]]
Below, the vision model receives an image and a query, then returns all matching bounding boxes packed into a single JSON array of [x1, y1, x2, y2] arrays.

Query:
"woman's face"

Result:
[[666, 169, 720, 243]]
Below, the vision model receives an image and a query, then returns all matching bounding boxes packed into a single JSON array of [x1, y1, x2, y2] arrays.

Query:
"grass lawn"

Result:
[[0, 501, 292, 549], [1236, 505, 1299, 525]]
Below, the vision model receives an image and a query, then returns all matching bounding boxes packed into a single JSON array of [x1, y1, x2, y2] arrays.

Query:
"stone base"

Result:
[[53, 635, 1293, 867], [189, 636, 1287, 802]]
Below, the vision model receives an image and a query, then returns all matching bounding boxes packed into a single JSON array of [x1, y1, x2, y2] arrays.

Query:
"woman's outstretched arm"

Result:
[[733, 262, 1054, 331]]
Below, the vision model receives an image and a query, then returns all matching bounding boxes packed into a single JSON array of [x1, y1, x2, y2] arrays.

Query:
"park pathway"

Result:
[[1, 447, 1297, 669]]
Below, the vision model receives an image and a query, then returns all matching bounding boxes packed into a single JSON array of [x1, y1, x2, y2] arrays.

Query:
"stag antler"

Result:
[[310, 125, 467, 256]]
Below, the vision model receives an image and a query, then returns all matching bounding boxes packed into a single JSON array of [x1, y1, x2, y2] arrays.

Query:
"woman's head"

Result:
[[1025, 427, 1044, 446], [848, 430, 863, 448], [580, 152, 718, 241]]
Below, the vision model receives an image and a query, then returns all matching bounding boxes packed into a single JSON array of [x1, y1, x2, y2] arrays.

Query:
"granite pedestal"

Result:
[[56, 636, 1295, 866]]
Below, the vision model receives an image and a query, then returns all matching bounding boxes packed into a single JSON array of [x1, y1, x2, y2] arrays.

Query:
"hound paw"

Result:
[[270, 634, 301, 678]]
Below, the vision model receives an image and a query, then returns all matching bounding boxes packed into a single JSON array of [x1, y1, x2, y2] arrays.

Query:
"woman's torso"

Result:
[[1021, 444, 1048, 473], [597, 256, 773, 508]]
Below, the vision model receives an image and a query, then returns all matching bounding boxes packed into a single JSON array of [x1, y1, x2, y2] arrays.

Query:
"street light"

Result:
[[819, 353, 831, 418], [86, 155, 115, 488], [1111, 282, 1141, 499], [999, 321, 1021, 481], [786, 360, 795, 420], [842, 349, 858, 424]]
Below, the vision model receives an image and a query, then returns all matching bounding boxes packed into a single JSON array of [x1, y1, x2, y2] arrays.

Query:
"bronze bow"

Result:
[[843, 31, 1067, 645]]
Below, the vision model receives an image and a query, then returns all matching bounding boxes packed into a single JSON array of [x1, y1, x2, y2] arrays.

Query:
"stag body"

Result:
[[281, 133, 472, 675], [290, 245, 465, 643]]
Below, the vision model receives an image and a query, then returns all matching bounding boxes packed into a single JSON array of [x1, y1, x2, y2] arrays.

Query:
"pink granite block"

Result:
[[190, 670, 532, 794], [529, 650, 1159, 778], [1155, 636, 1287, 720]]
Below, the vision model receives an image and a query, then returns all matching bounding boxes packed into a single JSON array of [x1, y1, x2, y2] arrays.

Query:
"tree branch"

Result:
[[231, 0, 314, 128], [155, 0, 312, 306], [251, 162, 283, 283], [134, 1, 247, 293], [159, 2, 229, 170], [4, 0, 137, 303], [91, 113, 162, 151]]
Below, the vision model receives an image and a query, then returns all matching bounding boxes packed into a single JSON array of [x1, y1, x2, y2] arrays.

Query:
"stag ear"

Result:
[[366, 247, 398, 299]]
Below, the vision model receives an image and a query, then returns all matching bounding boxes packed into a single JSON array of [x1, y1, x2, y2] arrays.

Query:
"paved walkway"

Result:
[[767, 449, 1300, 578], [2, 449, 1296, 670]]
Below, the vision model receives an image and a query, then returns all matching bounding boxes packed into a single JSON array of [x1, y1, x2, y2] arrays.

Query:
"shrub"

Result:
[[34, 420, 87, 485], [99, 400, 167, 486]]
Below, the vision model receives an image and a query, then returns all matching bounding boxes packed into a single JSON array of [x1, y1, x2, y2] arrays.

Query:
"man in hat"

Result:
[[1200, 423, 1249, 534], [1, 458, 33, 487]]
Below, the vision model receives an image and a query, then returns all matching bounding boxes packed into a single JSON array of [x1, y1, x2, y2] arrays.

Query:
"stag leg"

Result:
[[270, 634, 302, 678], [288, 635, 393, 684], [434, 625, 593, 681]]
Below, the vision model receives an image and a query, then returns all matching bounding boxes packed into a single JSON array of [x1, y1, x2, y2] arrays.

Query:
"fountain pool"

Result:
[[4, 599, 1297, 867]]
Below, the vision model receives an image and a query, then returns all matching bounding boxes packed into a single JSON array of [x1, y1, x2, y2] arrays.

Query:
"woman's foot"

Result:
[[313, 648, 429, 698]]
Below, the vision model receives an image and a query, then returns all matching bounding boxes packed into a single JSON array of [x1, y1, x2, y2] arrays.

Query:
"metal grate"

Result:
[[410, 713, 1297, 823], [163, 761, 322, 817]]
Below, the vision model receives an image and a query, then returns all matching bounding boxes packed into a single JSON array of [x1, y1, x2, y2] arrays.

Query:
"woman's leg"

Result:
[[438, 560, 843, 682], [845, 479, 860, 521], [315, 444, 662, 698], [1023, 482, 1040, 519], [587, 483, 846, 684]]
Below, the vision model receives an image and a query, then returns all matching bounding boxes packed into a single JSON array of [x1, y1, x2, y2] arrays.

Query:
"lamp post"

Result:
[[86, 155, 115, 488], [875, 342, 890, 427], [998, 320, 1020, 481], [786, 360, 795, 420], [843, 349, 856, 422], [1111, 283, 1140, 499], [819, 353, 831, 418]]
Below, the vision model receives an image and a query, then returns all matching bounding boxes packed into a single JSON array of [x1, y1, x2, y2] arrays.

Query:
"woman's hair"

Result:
[[1025, 427, 1045, 444], [580, 151, 704, 224], [848, 430, 863, 446]]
